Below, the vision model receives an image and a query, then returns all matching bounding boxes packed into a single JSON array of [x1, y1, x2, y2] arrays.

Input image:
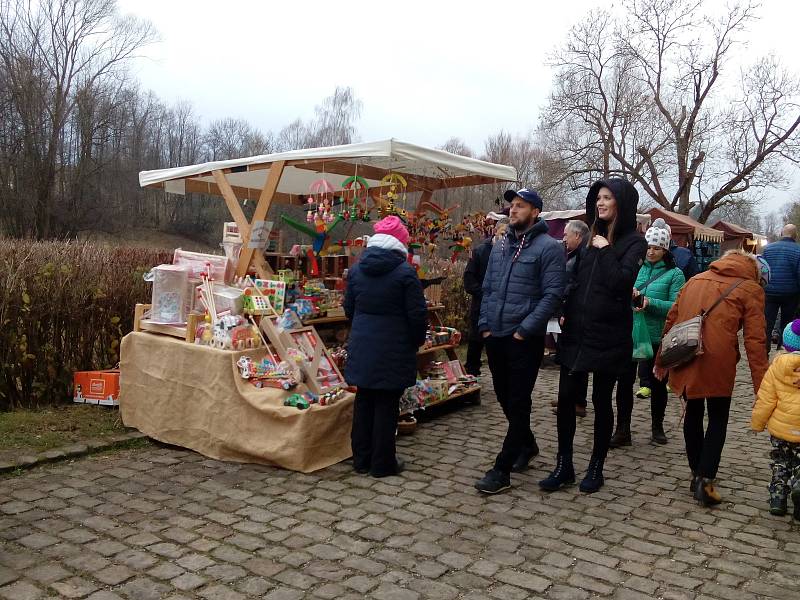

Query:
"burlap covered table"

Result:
[[119, 332, 354, 472]]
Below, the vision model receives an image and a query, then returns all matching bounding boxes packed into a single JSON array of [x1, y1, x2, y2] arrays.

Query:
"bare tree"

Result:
[[0, 0, 155, 238], [543, 0, 800, 222]]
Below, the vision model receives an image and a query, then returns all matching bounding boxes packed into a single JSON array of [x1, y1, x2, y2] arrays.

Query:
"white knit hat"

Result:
[[645, 218, 671, 250]]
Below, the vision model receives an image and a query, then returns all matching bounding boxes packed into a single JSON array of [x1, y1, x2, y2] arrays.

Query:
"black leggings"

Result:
[[351, 387, 403, 476], [557, 367, 616, 460], [683, 397, 732, 479]]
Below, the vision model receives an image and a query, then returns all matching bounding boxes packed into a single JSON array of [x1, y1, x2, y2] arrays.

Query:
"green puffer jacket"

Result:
[[636, 260, 686, 344]]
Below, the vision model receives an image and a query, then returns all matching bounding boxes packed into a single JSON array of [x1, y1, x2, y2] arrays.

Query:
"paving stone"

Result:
[[171, 572, 207, 591], [94, 565, 135, 586], [26, 563, 71, 584], [0, 567, 18, 587], [118, 577, 170, 600], [176, 553, 215, 571], [49, 576, 99, 598], [0, 580, 44, 600]]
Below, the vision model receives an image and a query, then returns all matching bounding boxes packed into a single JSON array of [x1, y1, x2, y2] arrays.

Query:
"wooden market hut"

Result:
[[711, 220, 764, 253], [138, 139, 518, 279]]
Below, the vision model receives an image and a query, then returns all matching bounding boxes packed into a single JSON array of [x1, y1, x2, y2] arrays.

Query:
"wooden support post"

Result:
[[236, 160, 286, 278], [213, 169, 273, 279]]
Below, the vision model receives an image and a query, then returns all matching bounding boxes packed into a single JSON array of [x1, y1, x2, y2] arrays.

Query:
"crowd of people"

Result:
[[341, 181, 800, 520]]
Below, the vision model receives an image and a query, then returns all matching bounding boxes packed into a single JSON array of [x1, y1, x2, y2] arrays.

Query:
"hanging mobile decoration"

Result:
[[377, 173, 408, 220], [340, 175, 370, 221], [306, 179, 335, 223]]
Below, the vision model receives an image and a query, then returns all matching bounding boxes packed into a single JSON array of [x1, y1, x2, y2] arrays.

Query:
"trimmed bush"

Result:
[[0, 239, 170, 410]]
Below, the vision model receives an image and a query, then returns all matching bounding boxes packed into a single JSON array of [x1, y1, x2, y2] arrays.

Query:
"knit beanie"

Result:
[[783, 320, 800, 353], [645, 218, 671, 250], [373, 215, 409, 246]]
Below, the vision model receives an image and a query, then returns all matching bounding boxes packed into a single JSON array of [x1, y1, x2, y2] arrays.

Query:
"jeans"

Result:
[[485, 334, 544, 474], [683, 397, 732, 479], [765, 294, 800, 353], [557, 369, 617, 461], [351, 387, 403, 476], [616, 344, 668, 428]]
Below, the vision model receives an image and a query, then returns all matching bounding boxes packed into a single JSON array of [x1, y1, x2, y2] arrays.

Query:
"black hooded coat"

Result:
[[557, 178, 648, 374]]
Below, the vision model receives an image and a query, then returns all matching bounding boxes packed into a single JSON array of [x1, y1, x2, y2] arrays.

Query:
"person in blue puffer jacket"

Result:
[[762, 224, 800, 354], [474, 188, 566, 494], [344, 216, 428, 478]]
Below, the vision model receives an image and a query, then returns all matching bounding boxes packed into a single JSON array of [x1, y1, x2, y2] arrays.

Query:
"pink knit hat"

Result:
[[373, 216, 409, 246]]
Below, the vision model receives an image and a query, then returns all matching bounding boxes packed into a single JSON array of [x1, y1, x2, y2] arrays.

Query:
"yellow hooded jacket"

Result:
[[752, 352, 800, 443]]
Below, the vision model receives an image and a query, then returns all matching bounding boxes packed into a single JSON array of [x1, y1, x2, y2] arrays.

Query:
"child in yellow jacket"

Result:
[[752, 320, 800, 518]]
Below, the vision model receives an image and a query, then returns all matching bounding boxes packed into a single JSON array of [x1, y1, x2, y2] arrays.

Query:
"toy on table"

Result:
[[236, 356, 299, 389], [281, 212, 343, 276], [284, 393, 310, 410]]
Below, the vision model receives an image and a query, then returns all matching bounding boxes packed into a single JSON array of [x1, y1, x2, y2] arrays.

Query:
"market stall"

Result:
[[649, 208, 724, 272], [123, 139, 517, 471], [711, 220, 765, 254]]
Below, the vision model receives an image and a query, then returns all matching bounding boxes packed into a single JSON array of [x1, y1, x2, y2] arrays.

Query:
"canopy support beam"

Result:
[[234, 160, 286, 278], [212, 169, 273, 279]]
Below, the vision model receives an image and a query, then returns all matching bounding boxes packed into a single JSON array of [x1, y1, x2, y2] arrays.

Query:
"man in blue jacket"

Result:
[[474, 188, 566, 494], [763, 224, 800, 354]]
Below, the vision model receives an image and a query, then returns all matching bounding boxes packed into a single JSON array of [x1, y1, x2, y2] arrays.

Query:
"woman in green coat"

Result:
[[611, 218, 686, 447]]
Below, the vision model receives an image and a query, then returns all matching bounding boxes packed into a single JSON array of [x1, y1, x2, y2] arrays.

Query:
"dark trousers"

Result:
[[557, 368, 616, 460], [351, 387, 403, 476], [464, 338, 485, 376], [616, 345, 668, 428], [683, 397, 732, 479], [765, 294, 800, 353], [485, 335, 544, 474]]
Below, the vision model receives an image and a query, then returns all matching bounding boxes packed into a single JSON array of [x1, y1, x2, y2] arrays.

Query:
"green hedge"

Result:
[[0, 239, 171, 410]]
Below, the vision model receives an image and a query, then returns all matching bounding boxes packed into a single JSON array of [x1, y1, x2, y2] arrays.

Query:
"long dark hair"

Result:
[[588, 215, 618, 247]]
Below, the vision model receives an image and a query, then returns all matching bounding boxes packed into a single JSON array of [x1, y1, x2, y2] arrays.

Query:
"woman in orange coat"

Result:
[[658, 250, 769, 506]]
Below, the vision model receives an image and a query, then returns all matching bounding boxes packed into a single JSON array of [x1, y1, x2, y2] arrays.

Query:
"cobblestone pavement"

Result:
[[2, 359, 799, 600]]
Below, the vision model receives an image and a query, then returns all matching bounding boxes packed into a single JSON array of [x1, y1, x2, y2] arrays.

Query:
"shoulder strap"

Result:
[[702, 279, 745, 317], [636, 267, 670, 292]]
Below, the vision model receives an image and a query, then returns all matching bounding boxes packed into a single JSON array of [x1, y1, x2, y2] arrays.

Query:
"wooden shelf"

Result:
[[401, 384, 480, 416]]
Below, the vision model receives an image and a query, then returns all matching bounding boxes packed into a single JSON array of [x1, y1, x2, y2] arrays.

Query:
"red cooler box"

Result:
[[73, 370, 120, 406]]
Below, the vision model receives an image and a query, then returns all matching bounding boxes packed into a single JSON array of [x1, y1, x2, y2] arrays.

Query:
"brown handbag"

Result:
[[659, 279, 744, 369]]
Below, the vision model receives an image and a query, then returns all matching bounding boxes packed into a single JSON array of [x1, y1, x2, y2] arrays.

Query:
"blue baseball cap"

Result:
[[503, 188, 543, 210]]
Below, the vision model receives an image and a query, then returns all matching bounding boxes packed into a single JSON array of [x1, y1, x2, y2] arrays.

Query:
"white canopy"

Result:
[[139, 139, 517, 201]]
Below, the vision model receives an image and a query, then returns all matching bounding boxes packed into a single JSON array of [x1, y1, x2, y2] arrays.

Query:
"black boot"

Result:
[[539, 455, 575, 491], [579, 455, 605, 493], [792, 482, 800, 520], [651, 422, 668, 445], [694, 477, 722, 506], [511, 441, 540, 473], [770, 495, 788, 516], [609, 424, 631, 448]]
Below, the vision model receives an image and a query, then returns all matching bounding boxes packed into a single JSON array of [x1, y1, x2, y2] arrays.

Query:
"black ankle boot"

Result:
[[609, 424, 631, 448], [579, 455, 605, 493], [539, 454, 576, 491], [651, 423, 668, 445]]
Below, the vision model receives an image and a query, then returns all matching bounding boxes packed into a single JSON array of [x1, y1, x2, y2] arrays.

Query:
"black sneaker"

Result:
[[770, 495, 788, 516], [371, 456, 405, 478], [511, 443, 540, 473], [474, 469, 511, 494]]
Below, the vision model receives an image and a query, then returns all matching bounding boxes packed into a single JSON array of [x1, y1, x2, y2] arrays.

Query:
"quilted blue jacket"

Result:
[[763, 238, 800, 296], [344, 247, 428, 389], [478, 219, 565, 338]]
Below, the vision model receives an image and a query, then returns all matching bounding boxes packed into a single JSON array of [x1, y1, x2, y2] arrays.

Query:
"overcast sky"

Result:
[[118, 0, 799, 212]]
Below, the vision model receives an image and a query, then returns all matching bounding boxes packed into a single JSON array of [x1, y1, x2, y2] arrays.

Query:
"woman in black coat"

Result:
[[540, 178, 647, 494], [344, 216, 428, 478]]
